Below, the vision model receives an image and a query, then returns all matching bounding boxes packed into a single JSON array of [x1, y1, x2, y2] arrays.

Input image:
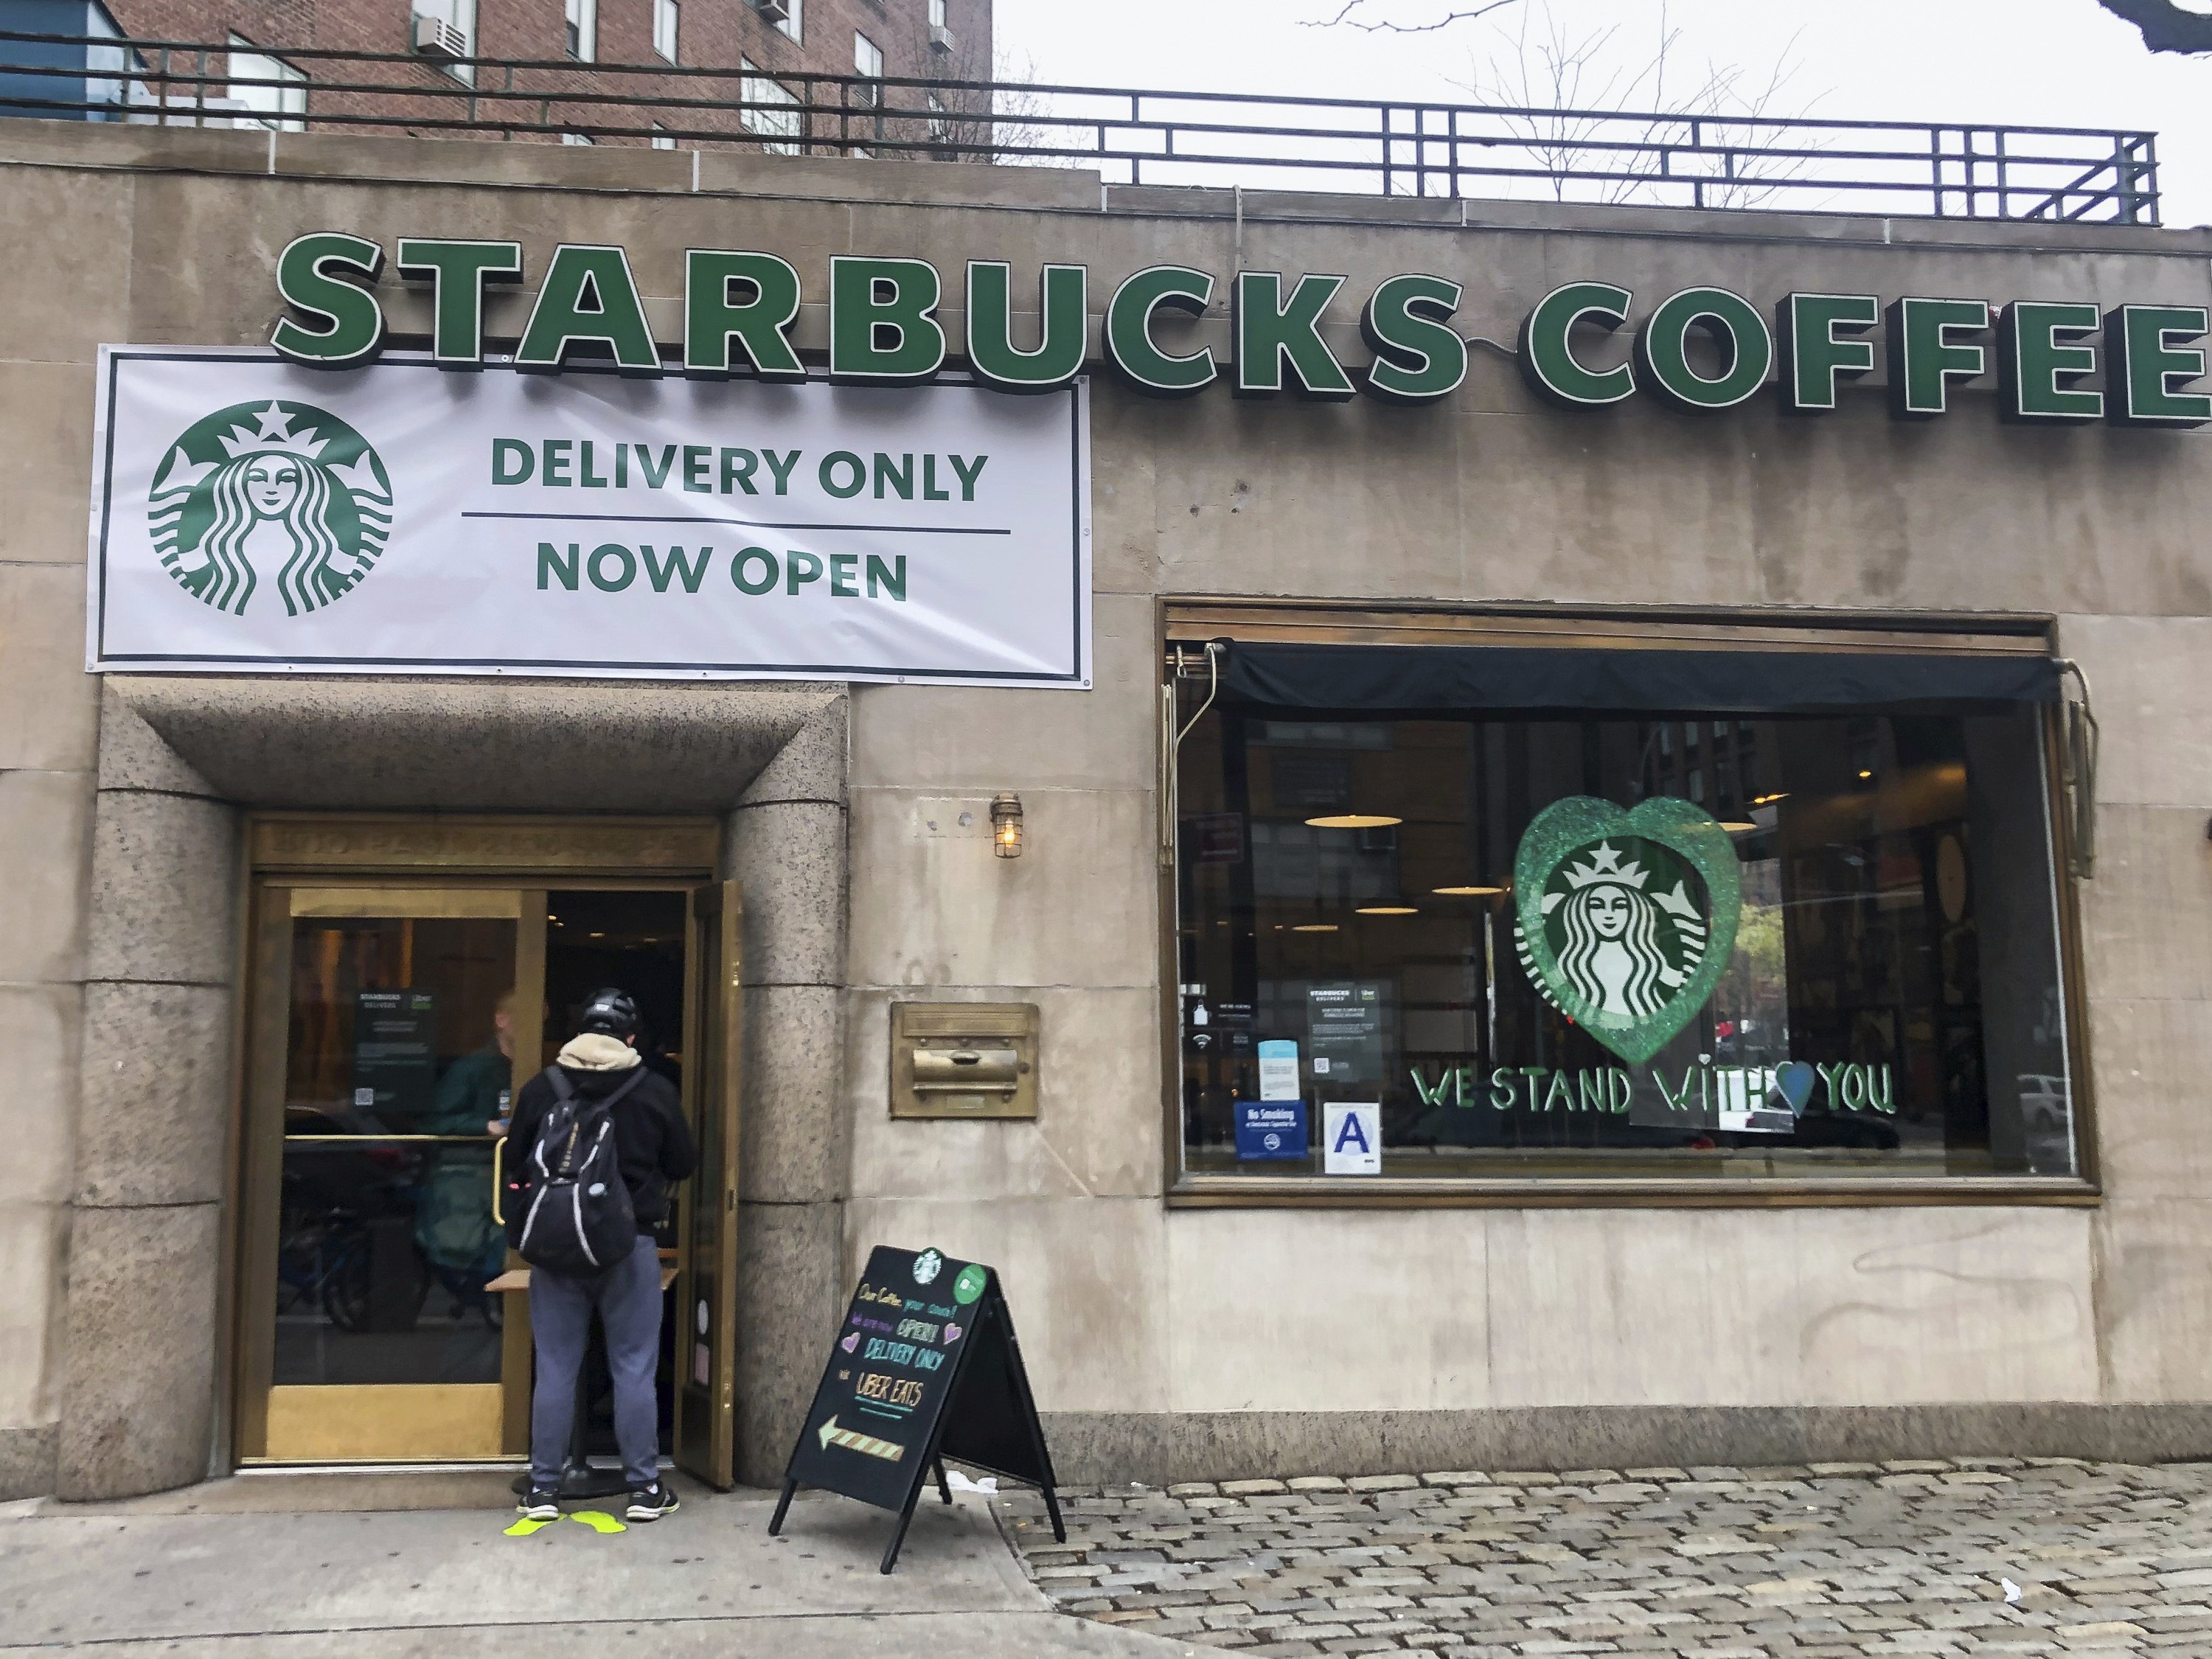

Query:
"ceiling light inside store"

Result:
[[1751, 792, 1789, 807], [1356, 905, 1418, 915], [1433, 886, 1504, 897], [1304, 813, 1402, 829], [1290, 923, 1339, 933]]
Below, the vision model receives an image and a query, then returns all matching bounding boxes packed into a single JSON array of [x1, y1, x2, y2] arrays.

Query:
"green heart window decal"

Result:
[[1512, 796, 1743, 1068]]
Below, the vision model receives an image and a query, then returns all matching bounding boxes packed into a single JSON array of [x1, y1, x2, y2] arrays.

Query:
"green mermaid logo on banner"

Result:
[[147, 399, 392, 618], [1512, 796, 1742, 1067]]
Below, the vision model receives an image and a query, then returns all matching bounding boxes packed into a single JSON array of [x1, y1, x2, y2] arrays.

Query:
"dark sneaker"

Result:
[[626, 1481, 681, 1522], [517, 1486, 560, 1520]]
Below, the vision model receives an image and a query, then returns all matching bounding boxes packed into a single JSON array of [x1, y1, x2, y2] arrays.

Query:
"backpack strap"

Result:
[[600, 1067, 650, 1112], [547, 1067, 650, 1179]]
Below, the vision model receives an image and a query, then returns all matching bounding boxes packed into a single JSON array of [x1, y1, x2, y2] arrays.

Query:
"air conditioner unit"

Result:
[[411, 15, 468, 60], [754, 0, 792, 23], [928, 23, 956, 55]]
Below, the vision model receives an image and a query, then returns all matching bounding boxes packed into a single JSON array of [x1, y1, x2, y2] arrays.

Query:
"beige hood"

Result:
[[555, 1032, 641, 1071]]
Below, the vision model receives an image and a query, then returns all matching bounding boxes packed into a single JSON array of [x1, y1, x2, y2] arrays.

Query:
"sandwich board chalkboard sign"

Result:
[[768, 1244, 1065, 1573]]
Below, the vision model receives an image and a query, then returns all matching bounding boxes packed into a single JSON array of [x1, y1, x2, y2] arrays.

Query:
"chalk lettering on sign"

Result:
[[855, 1371, 927, 1409]]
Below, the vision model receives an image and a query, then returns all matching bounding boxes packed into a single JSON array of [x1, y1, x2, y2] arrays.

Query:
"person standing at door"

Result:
[[495, 987, 697, 1523], [414, 989, 515, 1324]]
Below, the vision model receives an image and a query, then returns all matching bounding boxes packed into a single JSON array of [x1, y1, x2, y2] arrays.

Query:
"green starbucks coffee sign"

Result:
[[147, 398, 392, 618], [1512, 797, 1742, 1067], [266, 233, 2211, 429]]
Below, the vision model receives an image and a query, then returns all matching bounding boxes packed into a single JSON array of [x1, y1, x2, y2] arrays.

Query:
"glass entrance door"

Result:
[[232, 835, 742, 1475], [237, 887, 545, 1462]]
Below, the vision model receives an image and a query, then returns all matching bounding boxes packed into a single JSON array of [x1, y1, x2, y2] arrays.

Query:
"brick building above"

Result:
[[77, 0, 994, 149]]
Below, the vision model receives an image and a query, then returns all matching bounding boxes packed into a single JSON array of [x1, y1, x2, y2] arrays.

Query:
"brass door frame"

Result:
[[673, 880, 743, 1489], [229, 814, 718, 1467], [237, 883, 546, 1462]]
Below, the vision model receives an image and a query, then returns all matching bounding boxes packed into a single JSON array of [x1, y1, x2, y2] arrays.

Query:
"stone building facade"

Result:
[[0, 114, 2208, 1504]]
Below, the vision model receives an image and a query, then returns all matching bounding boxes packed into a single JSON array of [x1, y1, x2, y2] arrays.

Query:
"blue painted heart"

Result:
[[1772, 1060, 1816, 1115]]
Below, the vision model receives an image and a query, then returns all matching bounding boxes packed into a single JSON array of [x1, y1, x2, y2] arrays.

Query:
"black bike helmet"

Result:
[[577, 987, 639, 1040]]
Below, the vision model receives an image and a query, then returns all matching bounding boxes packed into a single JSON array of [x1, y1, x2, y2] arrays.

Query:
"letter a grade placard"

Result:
[[770, 1244, 1064, 1573]]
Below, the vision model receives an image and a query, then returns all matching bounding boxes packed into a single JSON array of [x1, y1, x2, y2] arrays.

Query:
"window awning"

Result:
[[1218, 643, 2060, 715]]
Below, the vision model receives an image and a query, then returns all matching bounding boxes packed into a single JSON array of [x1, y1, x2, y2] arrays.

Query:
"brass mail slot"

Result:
[[912, 1046, 1022, 1091], [890, 1002, 1039, 1120]]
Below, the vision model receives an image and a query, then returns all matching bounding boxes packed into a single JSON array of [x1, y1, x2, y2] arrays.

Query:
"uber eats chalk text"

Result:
[[271, 234, 2208, 428], [496, 439, 991, 603]]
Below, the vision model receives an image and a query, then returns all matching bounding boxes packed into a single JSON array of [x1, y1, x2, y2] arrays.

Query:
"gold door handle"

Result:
[[491, 1135, 505, 1226]]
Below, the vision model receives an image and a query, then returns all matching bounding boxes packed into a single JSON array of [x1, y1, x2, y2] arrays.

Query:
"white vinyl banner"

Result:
[[87, 349, 1091, 686]]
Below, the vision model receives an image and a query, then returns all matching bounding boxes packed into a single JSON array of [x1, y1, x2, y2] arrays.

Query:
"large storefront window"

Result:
[[1170, 630, 2084, 1191]]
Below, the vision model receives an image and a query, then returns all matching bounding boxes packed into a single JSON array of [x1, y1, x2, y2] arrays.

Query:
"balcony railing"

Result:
[[0, 29, 2163, 224]]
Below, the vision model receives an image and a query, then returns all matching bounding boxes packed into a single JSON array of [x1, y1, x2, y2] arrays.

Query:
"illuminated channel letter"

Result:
[[2000, 301, 2103, 423], [684, 250, 805, 381], [965, 261, 1088, 393], [1359, 273, 1467, 406], [827, 257, 947, 385], [1776, 292, 1878, 413], [515, 244, 662, 375], [1635, 285, 1772, 413], [1232, 271, 1355, 400], [1103, 265, 1217, 397], [1885, 296, 1991, 420], [395, 238, 523, 369], [270, 232, 386, 368], [1517, 281, 1635, 408], [2104, 304, 2212, 428]]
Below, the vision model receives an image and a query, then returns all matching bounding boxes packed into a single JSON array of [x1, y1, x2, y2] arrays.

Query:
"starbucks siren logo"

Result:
[[1512, 796, 1742, 1067], [147, 400, 392, 618]]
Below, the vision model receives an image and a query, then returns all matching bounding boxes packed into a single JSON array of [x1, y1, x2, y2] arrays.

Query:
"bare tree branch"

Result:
[[1303, 1, 1524, 34], [2093, 0, 2212, 52], [1453, 1, 1824, 210]]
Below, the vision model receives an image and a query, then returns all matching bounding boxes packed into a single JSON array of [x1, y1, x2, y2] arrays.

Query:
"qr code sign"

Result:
[[354, 1088, 375, 1107]]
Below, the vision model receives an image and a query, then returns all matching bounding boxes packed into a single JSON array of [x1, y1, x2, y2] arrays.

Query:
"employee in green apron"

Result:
[[414, 990, 514, 1320]]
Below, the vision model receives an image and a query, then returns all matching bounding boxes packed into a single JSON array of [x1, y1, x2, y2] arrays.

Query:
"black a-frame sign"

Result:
[[768, 1245, 1065, 1573]]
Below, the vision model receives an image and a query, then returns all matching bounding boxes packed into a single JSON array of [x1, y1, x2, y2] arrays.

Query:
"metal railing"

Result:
[[0, 30, 2163, 224]]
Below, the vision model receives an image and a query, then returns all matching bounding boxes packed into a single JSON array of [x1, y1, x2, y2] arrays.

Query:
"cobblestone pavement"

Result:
[[994, 1458, 2212, 1656]]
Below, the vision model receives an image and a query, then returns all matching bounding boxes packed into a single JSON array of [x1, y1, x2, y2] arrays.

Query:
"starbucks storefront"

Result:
[[4, 117, 2211, 1502]]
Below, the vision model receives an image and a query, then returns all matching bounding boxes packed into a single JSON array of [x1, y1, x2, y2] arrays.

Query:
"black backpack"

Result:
[[516, 1067, 645, 1276]]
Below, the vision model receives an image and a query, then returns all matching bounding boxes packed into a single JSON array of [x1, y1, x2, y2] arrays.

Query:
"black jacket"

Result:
[[503, 1060, 698, 1245]]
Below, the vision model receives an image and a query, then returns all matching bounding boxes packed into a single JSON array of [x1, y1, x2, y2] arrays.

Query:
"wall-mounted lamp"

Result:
[[990, 793, 1024, 858]]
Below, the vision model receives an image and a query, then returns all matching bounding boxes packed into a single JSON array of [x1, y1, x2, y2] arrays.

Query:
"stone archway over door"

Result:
[[60, 678, 851, 1500]]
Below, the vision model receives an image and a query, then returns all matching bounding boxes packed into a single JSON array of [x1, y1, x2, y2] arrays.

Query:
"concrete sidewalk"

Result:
[[0, 1479, 1193, 1657]]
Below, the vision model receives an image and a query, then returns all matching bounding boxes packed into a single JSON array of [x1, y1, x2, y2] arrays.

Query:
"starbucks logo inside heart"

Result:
[[1512, 796, 1743, 1068]]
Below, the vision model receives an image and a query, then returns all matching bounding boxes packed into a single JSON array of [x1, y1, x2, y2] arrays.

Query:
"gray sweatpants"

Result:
[[527, 1234, 663, 1488]]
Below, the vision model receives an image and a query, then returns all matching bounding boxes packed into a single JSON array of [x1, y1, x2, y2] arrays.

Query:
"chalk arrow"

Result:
[[817, 1415, 905, 1463]]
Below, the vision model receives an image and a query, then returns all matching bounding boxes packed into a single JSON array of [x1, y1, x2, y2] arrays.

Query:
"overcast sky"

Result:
[[995, 0, 2212, 229]]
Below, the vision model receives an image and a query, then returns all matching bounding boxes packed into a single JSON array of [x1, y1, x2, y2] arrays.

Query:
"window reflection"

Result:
[[274, 916, 515, 1386], [1175, 705, 2075, 1181]]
